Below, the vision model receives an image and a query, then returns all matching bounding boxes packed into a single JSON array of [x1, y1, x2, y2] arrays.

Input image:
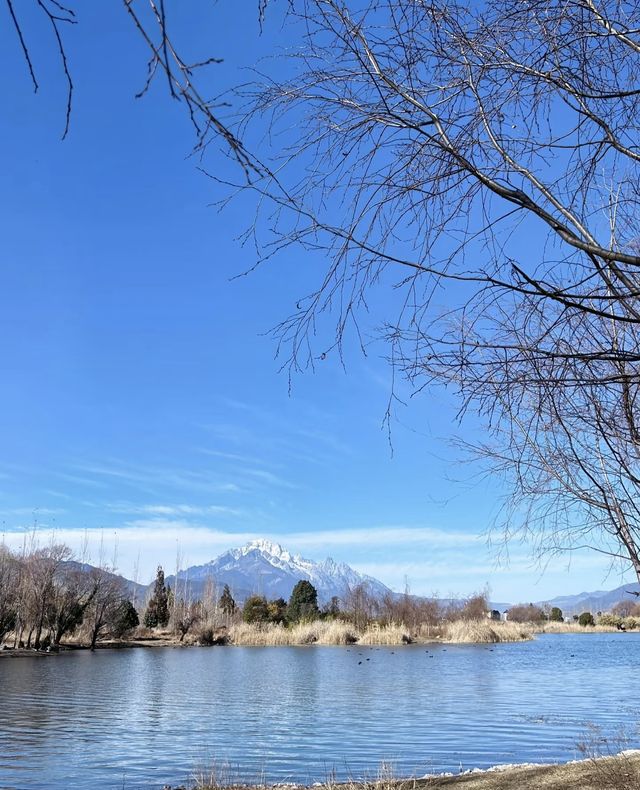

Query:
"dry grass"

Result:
[[538, 622, 618, 634], [228, 620, 359, 646], [227, 619, 531, 647], [191, 753, 640, 790], [443, 620, 532, 644], [358, 624, 412, 645]]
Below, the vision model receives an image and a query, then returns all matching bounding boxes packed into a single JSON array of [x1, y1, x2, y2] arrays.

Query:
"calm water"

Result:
[[1, 633, 639, 790]]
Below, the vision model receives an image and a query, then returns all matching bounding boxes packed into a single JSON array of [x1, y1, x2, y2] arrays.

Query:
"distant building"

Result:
[[502, 610, 509, 621], [487, 609, 501, 621]]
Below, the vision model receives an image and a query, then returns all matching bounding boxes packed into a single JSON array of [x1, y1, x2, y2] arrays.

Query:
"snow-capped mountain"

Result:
[[164, 539, 391, 604]]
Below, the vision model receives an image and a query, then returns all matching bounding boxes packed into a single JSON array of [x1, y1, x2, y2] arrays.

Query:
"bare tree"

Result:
[[10, 2, 640, 577], [46, 563, 97, 648], [344, 581, 379, 629], [0, 544, 18, 643], [222, 0, 640, 580], [85, 566, 126, 650]]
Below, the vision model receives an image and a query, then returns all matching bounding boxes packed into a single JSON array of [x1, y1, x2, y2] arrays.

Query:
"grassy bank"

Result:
[[221, 619, 532, 646], [537, 621, 620, 634], [188, 753, 640, 790], [0, 618, 533, 654]]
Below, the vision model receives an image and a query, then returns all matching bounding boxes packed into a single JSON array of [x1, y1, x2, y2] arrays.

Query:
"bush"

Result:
[[267, 597, 288, 624], [578, 611, 595, 627], [507, 603, 547, 622], [111, 599, 140, 638], [597, 613, 622, 627], [549, 606, 563, 622], [242, 595, 271, 624]]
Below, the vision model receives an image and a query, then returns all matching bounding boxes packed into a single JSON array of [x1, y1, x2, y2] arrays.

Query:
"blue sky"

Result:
[[0, 2, 633, 602]]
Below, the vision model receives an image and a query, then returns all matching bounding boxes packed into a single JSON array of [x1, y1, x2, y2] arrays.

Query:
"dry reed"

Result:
[[539, 621, 618, 634], [228, 620, 359, 646], [357, 624, 412, 645], [444, 619, 532, 643]]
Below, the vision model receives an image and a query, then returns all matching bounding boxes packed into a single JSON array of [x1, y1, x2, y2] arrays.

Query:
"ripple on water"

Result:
[[1, 634, 640, 789]]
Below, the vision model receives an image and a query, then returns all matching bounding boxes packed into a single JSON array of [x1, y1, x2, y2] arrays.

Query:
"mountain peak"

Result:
[[242, 539, 292, 561], [170, 538, 392, 604]]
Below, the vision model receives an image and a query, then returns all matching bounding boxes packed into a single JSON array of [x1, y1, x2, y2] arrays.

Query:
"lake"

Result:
[[1, 633, 639, 789]]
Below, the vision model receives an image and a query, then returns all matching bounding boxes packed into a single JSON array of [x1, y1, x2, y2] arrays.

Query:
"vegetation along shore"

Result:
[[2, 540, 638, 655], [177, 751, 640, 790]]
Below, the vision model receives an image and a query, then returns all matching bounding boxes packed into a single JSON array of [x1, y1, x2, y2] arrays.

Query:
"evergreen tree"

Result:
[[112, 599, 140, 637], [243, 595, 270, 624], [267, 597, 288, 624], [287, 580, 320, 623], [219, 584, 236, 618], [144, 566, 169, 628], [549, 607, 564, 622]]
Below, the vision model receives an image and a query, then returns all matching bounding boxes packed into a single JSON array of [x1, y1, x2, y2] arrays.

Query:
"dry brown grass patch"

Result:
[[444, 620, 532, 643]]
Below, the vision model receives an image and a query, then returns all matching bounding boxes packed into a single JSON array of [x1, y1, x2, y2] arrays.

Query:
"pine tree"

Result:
[[112, 599, 140, 637], [287, 580, 320, 623], [144, 566, 169, 628], [219, 584, 236, 618]]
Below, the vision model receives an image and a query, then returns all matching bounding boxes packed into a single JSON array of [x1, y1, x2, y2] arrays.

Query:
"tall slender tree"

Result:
[[144, 566, 170, 629]]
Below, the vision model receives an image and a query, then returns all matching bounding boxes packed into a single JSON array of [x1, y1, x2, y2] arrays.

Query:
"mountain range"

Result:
[[90, 538, 638, 615], [540, 582, 640, 616], [164, 539, 392, 604]]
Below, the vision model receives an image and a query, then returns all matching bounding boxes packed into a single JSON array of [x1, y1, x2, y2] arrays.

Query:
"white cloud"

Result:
[[283, 525, 481, 550], [106, 503, 245, 518]]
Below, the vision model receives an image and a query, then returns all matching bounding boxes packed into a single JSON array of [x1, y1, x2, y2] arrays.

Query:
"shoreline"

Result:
[[0, 620, 632, 657], [182, 752, 640, 790]]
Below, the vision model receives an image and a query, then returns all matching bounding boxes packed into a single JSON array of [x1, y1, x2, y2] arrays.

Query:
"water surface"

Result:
[[1, 633, 639, 789]]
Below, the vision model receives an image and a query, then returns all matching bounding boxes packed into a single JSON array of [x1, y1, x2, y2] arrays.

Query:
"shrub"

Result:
[[458, 592, 489, 620], [242, 595, 270, 624], [267, 598, 288, 624], [578, 611, 595, 627], [111, 599, 140, 638], [597, 613, 622, 628], [549, 606, 563, 622], [507, 603, 546, 622], [198, 626, 216, 645]]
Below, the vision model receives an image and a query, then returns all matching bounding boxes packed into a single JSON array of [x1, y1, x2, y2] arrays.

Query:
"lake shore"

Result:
[[187, 753, 640, 790], [0, 619, 533, 655]]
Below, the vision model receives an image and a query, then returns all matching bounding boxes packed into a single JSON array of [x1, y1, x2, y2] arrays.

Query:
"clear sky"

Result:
[[0, 2, 633, 602]]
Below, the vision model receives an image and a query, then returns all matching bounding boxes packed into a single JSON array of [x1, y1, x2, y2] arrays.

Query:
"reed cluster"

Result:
[[539, 621, 618, 634], [443, 619, 532, 643], [227, 620, 411, 646], [223, 618, 531, 646]]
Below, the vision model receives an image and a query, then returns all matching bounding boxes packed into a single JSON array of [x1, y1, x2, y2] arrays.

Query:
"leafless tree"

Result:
[[85, 566, 126, 650], [10, 2, 640, 578], [343, 581, 380, 628], [47, 563, 97, 647], [225, 0, 640, 581], [0, 544, 18, 643]]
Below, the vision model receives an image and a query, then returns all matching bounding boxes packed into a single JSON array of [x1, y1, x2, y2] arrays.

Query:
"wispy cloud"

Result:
[[68, 460, 244, 497], [54, 472, 109, 489], [0, 507, 65, 517], [106, 503, 245, 518], [281, 525, 481, 550]]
